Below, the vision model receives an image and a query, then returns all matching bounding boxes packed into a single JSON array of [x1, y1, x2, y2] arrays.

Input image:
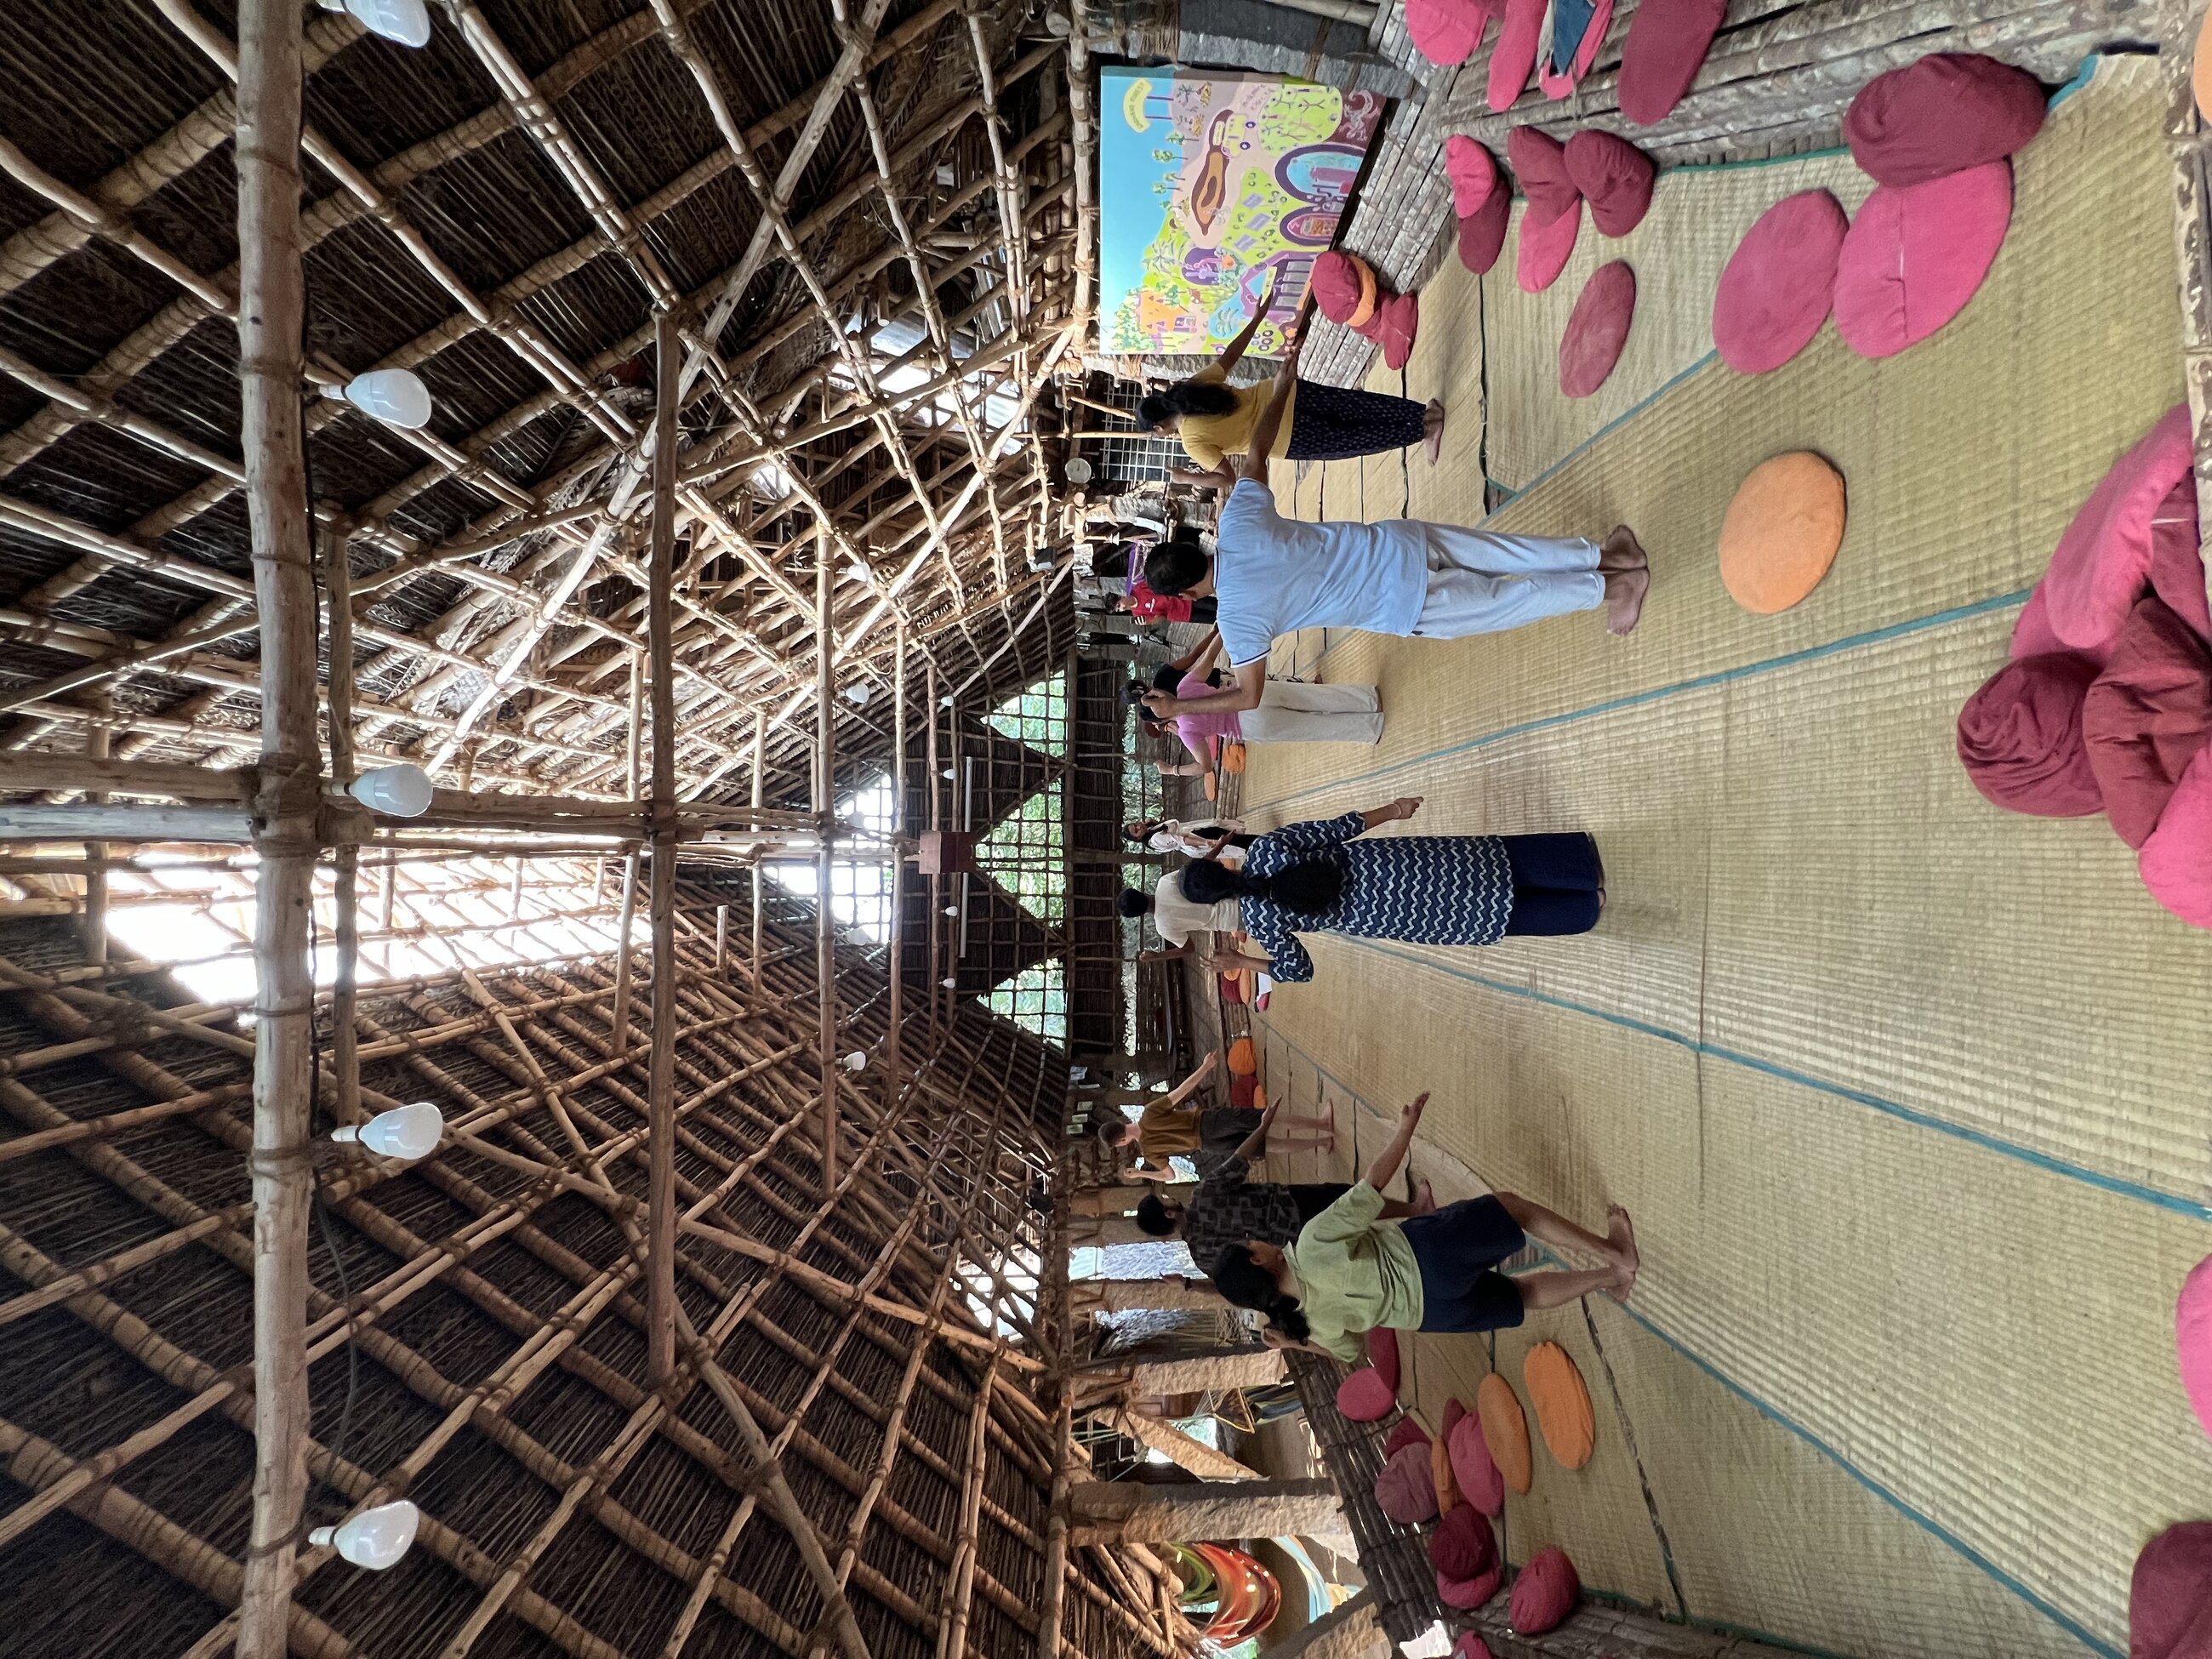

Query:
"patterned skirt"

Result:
[[1286, 379, 1429, 462]]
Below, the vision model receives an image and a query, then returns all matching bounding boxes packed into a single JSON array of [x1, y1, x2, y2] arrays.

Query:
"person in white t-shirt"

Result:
[[1138, 329, 1650, 730], [1120, 870, 1240, 963]]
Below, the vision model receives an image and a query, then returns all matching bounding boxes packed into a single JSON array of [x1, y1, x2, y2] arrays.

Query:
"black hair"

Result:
[[1143, 533, 1211, 597], [1126, 680, 1152, 704], [1181, 855, 1343, 916], [1150, 663, 1183, 694], [1116, 887, 1152, 919], [1095, 1118, 1131, 1149], [1124, 818, 1161, 845], [1137, 379, 1240, 430], [1135, 1194, 1177, 1236], [1215, 1244, 1311, 1342]]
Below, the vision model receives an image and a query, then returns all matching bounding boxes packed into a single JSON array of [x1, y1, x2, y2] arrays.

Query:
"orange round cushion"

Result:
[[1718, 451, 1846, 613], [1522, 1342, 1595, 1468], [1346, 256, 1380, 330], [1226, 1037, 1257, 1075], [2198, 6, 2212, 124], [1252, 1083, 1267, 1110], [1475, 1372, 1532, 1494], [1221, 741, 1248, 774]]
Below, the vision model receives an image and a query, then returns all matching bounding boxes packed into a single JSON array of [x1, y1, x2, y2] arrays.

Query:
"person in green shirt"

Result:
[[1211, 1092, 1639, 1361]]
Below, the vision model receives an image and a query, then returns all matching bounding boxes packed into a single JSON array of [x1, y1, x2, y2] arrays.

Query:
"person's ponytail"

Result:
[[1214, 1245, 1313, 1343], [1181, 855, 1343, 917]]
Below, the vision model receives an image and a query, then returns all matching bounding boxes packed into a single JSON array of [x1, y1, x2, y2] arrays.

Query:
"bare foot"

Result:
[[1411, 1177, 1436, 1215], [1423, 399, 1446, 466], [1607, 1205, 1639, 1279], [1599, 524, 1648, 573], [1607, 1257, 1639, 1302], [1604, 566, 1650, 636]]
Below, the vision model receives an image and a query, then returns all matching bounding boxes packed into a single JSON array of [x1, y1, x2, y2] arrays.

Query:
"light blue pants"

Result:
[[1409, 525, 1605, 638]]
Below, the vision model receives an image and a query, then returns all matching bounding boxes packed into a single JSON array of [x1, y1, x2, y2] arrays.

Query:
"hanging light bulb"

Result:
[[942, 905, 958, 917], [309, 1499, 420, 1569], [840, 1051, 868, 1072], [844, 683, 871, 705], [334, 368, 434, 430], [843, 563, 871, 584], [939, 767, 955, 780], [332, 1103, 444, 1160], [317, 0, 432, 47], [939, 695, 954, 707], [349, 763, 435, 818], [940, 977, 957, 989]]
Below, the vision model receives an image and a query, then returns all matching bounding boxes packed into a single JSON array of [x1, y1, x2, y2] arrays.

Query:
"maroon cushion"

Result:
[[1437, 1564, 1504, 1611], [1618, 0, 1726, 126], [1311, 250, 1365, 325], [1378, 291, 1420, 373], [1429, 1502, 1497, 1581], [1508, 1546, 1580, 1634], [1955, 654, 2106, 818], [1337, 1367, 1396, 1421], [1445, 135, 1502, 218], [2150, 473, 2212, 645], [2045, 406, 2197, 656], [1845, 53, 2046, 186], [1229, 1074, 1257, 1109], [2131, 1523, 2212, 1659], [1517, 196, 1582, 294], [1375, 1441, 1440, 1524], [1833, 162, 2012, 360], [1368, 1325, 1401, 1391], [1559, 261, 1636, 398], [1507, 125, 1578, 223], [2082, 596, 2212, 848], [1564, 131, 1655, 238], [1458, 185, 1513, 275], [1383, 1415, 1431, 1458], [1451, 1633, 1496, 1659], [1407, 0, 1492, 66], [1488, 0, 1545, 113], [1712, 189, 1848, 374]]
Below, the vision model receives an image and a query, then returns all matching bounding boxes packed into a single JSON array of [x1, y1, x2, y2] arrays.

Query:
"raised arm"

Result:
[[1166, 464, 1236, 493], [1144, 657, 1268, 721], [1234, 350, 1301, 486], [1166, 627, 1223, 676], [1365, 1092, 1428, 1193], [1358, 795, 1425, 833], [1156, 1050, 1221, 1111], [1232, 1103, 1279, 1163], [1214, 276, 1283, 374]]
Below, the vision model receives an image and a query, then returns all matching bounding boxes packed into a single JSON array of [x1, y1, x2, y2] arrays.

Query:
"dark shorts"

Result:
[[1289, 1182, 1354, 1224], [1400, 1195, 1528, 1333], [1199, 1106, 1263, 1157]]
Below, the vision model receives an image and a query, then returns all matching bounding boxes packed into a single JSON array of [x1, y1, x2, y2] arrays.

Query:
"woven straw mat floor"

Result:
[[1241, 53, 2209, 1659]]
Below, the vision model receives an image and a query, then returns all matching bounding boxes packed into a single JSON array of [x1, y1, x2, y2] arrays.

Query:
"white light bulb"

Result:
[[342, 368, 434, 430], [843, 563, 871, 584], [327, 0, 432, 47], [939, 767, 955, 780], [350, 763, 435, 818], [941, 978, 957, 989], [332, 1102, 444, 1160], [840, 1051, 868, 1071], [309, 1499, 420, 1569], [844, 683, 871, 704], [942, 905, 958, 916], [939, 695, 953, 707]]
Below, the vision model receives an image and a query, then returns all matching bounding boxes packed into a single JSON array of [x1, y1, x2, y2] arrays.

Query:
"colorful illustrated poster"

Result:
[[1098, 68, 1382, 356]]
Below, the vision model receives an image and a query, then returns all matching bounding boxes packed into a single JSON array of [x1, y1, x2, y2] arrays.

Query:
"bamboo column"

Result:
[[887, 623, 904, 1085], [612, 657, 642, 1049], [322, 524, 360, 1124], [1066, 1477, 1343, 1546], [647, 307, 681, 1387], [81, 697, 108, 966], [232, 1, 320, 1654], [815, 540, 838, 1199], [750, 707, 765, 1004]]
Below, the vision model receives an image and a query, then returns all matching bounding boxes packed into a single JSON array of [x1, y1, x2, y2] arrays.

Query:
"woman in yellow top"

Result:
[[1137, 280, 1446, 486]]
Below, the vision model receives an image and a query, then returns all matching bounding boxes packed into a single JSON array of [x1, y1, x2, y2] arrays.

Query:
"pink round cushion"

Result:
[[2180, 1254, 2212, 1442], [1375, 1440, 1440, 1524], [1408, 0, 1491, 67], [1955, 654, 2105, 818], [1311, 250, 1365, 325], [1437, 1564, 1504, 1611], [2140, 745, 2212, 927], [1833, 162, 2012, 360], [1507, 125, 1578, 224], [1618, 0, 1726, 126], [1712, 190, 1848, 374], [1518, 196, 1582, 294], [1383, 1415, 1432, 1458], [1445, 135, 1502, 219], [1488, 0, 1546, 112], [2151, 475, 2212, 645], [1369, 1325, 1400, 1391], [1459, 185, 1513, 275], [2044, 405, 2195, 655], [2131, 1522, 2212, 1658], [1337, 1366, 1396, 1422], [1538, 0, 1613, 100], [1845, 53, 2047, 187], [1447, 1409, 1506, 1515], [1378, 291, 1420, 373], [1508, 1545, 1580, 1634], [2081, 596, 2212, 849], [1564, 130, 1655, 238], [1430, 1502, 1497, 1581], [1559, 262, 1635, 398]]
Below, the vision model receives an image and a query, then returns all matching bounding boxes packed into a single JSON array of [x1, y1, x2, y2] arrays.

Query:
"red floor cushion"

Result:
[[2180, 1253, 2212, 1443], [1337, 1366, 1396, 1421], [1559, 261, 1636, 398], [1408, 0, 1493, 66], [2009, 585, 2113, 668], [2151, 476, 2211, 645], [2131, 1522, 2212, 1659], [1383, 1414, 1430, 1457], [1488, 0, 1546, 111], [1459, 185, 1513, 275], [1509, 1546, 1580, 1634], [1845, 53, 2046, 186], [1448, 1405, 1507, 1515], [1376, 1440, 1441, 1523], [1538, 0, 1614, 100], [1517, 196, 1582, 294], [1437, 1563, 1504, 1611], [2082, 596, 2212, 848], [1452, 1634, 1495, 1659], [1445, 135, 1502, 217], [1956, 654, 2106, 818], [1833, 162, 2011, 360], [1430, 1502, 1495, 1580], [1368, 1324, 1400, 1390], [2141, 747, 2212, 928], [1476, 1372, 1532, 1494], [2044, 405, 2194, 655], [1618, 0, 1726, 125], [1378, 291, 1420, 372], [1564, 130, 1655, 237], [1312, 251, 1365, 325], [1229, 1075, 1257, 1109], [1507, 125, 1578, 224], [1712, 189, 1848, 374]]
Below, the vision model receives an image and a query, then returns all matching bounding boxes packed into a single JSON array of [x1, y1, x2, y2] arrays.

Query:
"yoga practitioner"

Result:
[[1123, 816, 1253, 861], [1187, 798, 1605, 985], [1139, 278, 1446, 480], [1139, 334, 1648, 733], [1095, 1052, 1333, 1177], [1213, 1092, 1640, 1360], [1136, 1103, 1434, 1273], [1133, 634, 1382, 778], [1119, 871, 1239, 965]]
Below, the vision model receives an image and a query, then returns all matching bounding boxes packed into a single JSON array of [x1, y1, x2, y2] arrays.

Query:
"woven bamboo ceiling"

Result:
[[0, 0, 1089, 807]]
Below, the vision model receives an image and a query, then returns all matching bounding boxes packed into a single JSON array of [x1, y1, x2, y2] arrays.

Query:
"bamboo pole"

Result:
[[750, 706, 766, 1003], [815, 539, 838, 1200], [887, 621, 905, 1085], [935, 1351, 1003, 1659], [322, 524, 360, 1126], [646, 307, 681, 1387], [232, 2, 318, 1654]]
